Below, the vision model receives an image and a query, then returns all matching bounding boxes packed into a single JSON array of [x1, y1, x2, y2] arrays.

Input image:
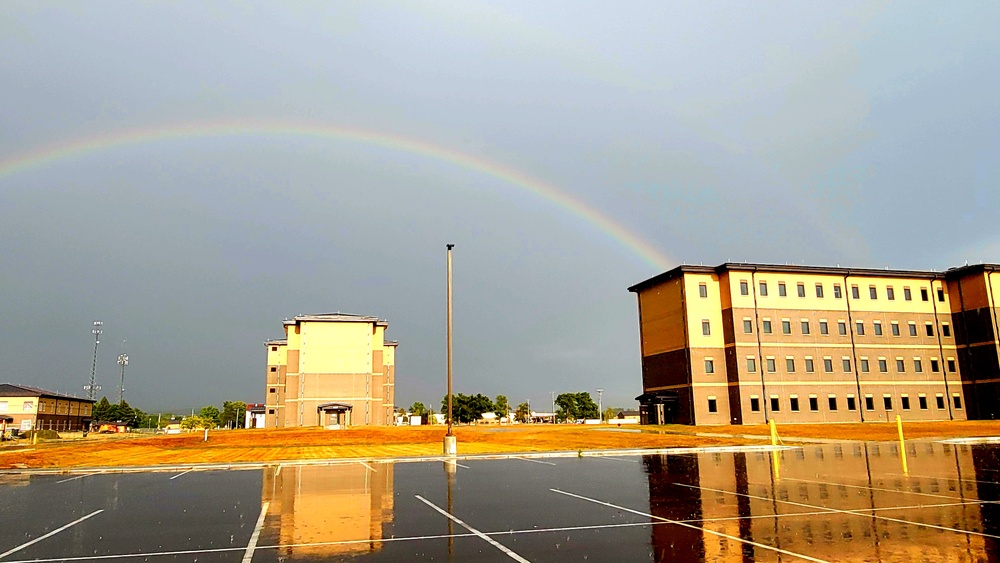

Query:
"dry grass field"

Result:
[[1, 420, 998, 470]]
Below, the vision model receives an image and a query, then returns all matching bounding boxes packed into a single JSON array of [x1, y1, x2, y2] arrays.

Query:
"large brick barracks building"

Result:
[[629, 263, 1000, 425]]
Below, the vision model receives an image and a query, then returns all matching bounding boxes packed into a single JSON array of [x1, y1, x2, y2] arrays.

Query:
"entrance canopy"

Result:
[[317, 402, 353, 413]]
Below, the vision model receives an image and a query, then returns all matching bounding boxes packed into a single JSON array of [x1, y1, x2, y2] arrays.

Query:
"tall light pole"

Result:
[[85, 321, 103, 400], [117, 350, 129, 405], [443, 244, 457, 456], [597, 388, 604, 422]]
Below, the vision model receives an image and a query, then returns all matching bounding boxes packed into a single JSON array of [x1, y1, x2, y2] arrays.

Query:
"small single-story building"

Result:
[[0, 384, 95, 432], [93, 420, 129, 434], [245, 403, 265, 429]]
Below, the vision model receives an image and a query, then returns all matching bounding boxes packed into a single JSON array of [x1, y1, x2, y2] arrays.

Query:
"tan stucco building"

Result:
[[0, 384, 95, 432], [629, 263, 1000, 425], [264, 313, 396, 428]]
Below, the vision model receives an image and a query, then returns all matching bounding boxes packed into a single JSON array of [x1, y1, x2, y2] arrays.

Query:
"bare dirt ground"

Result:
[[1, 420, 998, 470]]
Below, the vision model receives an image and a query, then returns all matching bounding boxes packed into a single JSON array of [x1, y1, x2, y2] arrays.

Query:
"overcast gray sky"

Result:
[[2, 1, 999, 413]]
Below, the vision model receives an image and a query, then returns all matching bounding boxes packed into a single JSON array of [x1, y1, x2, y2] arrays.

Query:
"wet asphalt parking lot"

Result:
[[3, 440, 1000, 562]]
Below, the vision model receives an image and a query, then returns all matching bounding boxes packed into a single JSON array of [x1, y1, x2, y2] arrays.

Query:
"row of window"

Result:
[[702, 318, 952, 338], [707, 280, 947, 303], [703, 355, 957, 375], [704, 392, 962, 414]]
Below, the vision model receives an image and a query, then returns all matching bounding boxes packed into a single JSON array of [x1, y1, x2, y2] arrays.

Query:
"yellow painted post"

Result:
[[769, 418, 778, 446], [769, 418, 780, 480], [896, 415, 908, 475]]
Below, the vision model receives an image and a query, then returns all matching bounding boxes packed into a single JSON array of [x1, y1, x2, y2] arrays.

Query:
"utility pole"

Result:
[[443, 244, 457, 456], [597, 388, 604, 423], [85, 321, 103, 400]]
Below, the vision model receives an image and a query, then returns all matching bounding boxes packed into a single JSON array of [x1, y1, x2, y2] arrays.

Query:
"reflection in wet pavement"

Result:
[[4, 442, 1000, 561]]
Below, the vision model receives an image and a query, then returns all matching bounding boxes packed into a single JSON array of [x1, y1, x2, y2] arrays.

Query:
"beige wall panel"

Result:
[[300, 322, 373, 375], [685, 274, 726, 349], [748, 272, 849, 313]]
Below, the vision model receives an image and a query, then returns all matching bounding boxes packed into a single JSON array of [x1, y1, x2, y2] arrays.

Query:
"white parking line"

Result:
[[358, 462, 376, 472], [679, 483, 1000, 541], [551, 488, 828, 562], [0, 510, 104, 560], [56, 472, 103, 484], [591, 456, 638, 463], [415, 495, 531, 562], [169, 470, 193, 480], [441, 459, 470, 469], [242, 501, 270, 563], [514, 457, 556, 466], [274, 464, 281, 478]]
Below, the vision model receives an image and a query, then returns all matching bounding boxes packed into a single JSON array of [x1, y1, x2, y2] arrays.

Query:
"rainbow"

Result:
[[0, 119, 673, 270]]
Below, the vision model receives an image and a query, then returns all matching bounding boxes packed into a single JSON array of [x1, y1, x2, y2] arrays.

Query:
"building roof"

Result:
[[628, 262, 1000, 293], [384, 340, 399, 347], [283, 312, 388, 327], [0, 384, 95, 403], [264, 339, 287, 346]]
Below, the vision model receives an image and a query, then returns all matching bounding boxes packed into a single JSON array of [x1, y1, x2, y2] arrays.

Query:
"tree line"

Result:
[[92, 398, 247, 430], [404, 391, 602, 424]]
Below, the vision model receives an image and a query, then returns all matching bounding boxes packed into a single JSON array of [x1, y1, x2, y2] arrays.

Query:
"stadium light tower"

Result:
[[117, 348, 129, 405], [85, 321, 103, 400]]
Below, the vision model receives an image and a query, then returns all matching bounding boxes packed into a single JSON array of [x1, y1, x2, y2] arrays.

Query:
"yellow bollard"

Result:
[[769, 418, 778, 446], [769, 419, 780, 480], [896, 415, 908, 475]]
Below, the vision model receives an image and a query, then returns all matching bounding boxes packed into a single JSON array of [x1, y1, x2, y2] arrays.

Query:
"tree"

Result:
[[555, 392, 600, 422], [221, 401, 247, 429], [92, 397, 112, 421], [441, 393, 494, 423], [200, 405, 221, 427], [409, 402, 427, 416], [604, 407, 617, 422], [515, 402, 530, 423], [494, 395, 509, 418], [180, 415, 212, 430]]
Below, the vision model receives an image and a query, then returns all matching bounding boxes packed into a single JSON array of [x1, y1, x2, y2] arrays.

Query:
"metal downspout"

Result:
[[751, 268, 768, 422], [930, 275, 954, 420], [844, 272, 865, 422]]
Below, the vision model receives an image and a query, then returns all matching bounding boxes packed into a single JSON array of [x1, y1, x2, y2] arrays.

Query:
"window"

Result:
[[801, 320, 810, 334], [0, 401, 6, 413], [865, 396, 875, 410], [925, 323, 934, 337], [782, 320, 791, 334], [869, 286, 878, 299], [936, 394, 945, 409], [707, 397, 718, 413], [746, 357, 757, 372], [23, 401, 33, 411], [942, 324, 951, 337], [778, 282, 787, 297], [816, 283, 824, 298], [743, 319, 753, 334], [705, 358, 714, 374], [766, 358, 776, 373], [903, 287, 912, 301], [896, 358, 905, 372], [842, 358, 851, 372], [270, 367, 277, 372], [823, 358, 834, 372], [860, 358, 870, 372], [908, 322, 917, 337], [698, 283, 708, 298], [740, 280, 749, 295], [750, 396, 761, 412], [874, 321, 883, 336], [901, 395, 911, 410], [856, 321, 865, 335], [790, 396, 800, 412], [937, 288, 945, 302], [819, 320, 829, 335], [809, 396, 819, 411], [931, 359, 940, 372], [268, 409, 275, 414], [838, 321, 847, 335], [833, 284, 842, 298], [760, 281, 768, 296], [269, 388, 276, 393], [702, 320, 711, 336], [887, 286, 895, 300], [847, 396, 857, 410], [883, 395, 893, 410], [947, 358, 957, 372], [851, 285, 860, 299], [770, 396, 780, 412], [920, 288, 929, 301], [763, 319, 772, 334], [271, 346, 278, 352], [786, 357, 796, 372], [914, 358, 923, 373], [918, 395, 928, 410], [879, 358, 888, 372], [797, 283, 806, 297], [953, 394, 963, 409], [828, 396, 838, 411], [805, 357, 815, 372], [891, 322, 900, 336]]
